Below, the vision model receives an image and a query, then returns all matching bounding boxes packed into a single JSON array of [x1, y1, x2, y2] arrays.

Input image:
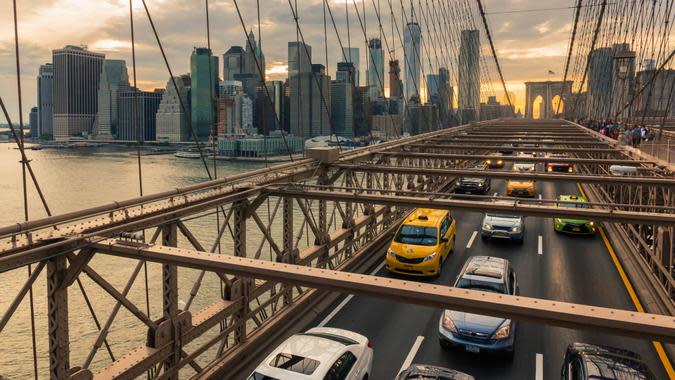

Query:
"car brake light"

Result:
[[367, 340, 372, 348]]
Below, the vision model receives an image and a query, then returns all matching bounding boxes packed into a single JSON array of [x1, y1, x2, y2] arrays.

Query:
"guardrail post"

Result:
[[47, 255, 69, 379]]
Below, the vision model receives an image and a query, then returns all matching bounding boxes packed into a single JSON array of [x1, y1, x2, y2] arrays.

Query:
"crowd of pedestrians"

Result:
[[574, 118, 656, 147]]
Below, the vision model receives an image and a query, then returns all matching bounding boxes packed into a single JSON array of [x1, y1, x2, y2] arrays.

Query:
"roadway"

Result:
[[311, 163, 669, 379]]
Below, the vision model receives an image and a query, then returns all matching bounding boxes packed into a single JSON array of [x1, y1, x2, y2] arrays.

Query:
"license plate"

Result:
[[573, 227, 580, 232], [465, 345, 480, 353], [495, 231, 508, 236]]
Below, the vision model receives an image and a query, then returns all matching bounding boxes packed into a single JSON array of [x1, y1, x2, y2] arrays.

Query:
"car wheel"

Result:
[[450, 236, 456, 253], [514, 238, 523, 244], [481, 234, 489, 241], [362, 374, 368, 380], [503, 349, 515, 361]]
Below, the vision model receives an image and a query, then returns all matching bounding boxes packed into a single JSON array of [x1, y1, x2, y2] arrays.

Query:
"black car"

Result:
[[499, 143, 515, 154], [561, 343, 656, 380], [397, 364, 474, 380], [454, 175, 491, 194]]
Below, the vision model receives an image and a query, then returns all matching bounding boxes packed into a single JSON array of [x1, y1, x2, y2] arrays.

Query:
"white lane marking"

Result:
[[318, 261, 385, 327], [493, 192, 498, 197], [538, 194, 542, 200], [535, 353, 544, 380], [466, 231, 478, 249], [538, 235, 543, 255], [398, 336, 425, 376]]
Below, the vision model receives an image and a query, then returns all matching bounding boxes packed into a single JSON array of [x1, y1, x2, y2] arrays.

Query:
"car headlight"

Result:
[[442, 312, 457, 333], [492, 322, 511, 340], [511, 226, 520, 232], [456, 180, 462, 185], [422, 252, 437, 262], [486, 160, 492, 164], [547, 167, 553, 172], [497, 160, 503, 165], [483, 223, 492, 230], [589, 222, 595, 226], [388, 248, 396, 257], [568, 167, 573, 173]]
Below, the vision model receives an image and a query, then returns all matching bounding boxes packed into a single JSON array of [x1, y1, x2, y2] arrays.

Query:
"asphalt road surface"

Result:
[[311, 164, 669, 379]]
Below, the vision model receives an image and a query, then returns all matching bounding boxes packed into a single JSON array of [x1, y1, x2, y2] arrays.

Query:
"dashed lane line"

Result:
[[318, 261, 385, 327], [398, 336, 425, 376], [466, 231, 478, 249], [535, 353, 544, 380], [537, 235, 543, 255]]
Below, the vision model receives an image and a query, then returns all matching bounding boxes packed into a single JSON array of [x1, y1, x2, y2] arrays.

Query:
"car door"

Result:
[[439, 218, 450, 258]]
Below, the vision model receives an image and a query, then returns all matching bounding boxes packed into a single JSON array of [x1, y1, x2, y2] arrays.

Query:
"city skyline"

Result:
[[0, 0, 585, 122]]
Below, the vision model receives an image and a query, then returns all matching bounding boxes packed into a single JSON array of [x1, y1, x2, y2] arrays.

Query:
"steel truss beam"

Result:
[[377, 152, 649, 165], [265, 187, 675, 225], [332, 164, 675, 186], [406, 144, 622, 154], [91, 241, 675, 343]]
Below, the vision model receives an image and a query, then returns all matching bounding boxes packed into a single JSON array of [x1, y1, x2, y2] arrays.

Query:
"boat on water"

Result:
[[174, 147, 215, 159]]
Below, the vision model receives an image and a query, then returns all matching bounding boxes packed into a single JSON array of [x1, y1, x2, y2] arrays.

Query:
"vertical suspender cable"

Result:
[[557, 0, 583, 117], [129, 0, 151, 319], [11, 1, 38, 378]]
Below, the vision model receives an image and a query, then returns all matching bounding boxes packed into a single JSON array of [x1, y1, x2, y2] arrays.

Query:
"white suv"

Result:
[[248, 327, 373, 380]]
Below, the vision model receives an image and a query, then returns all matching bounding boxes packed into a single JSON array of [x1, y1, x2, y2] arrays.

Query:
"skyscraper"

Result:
[[94, 59, 129, 139], [156, 74, 191, 142], [223, 46, 245, 81], [52, 45, 105, 140], [459, 30, 480, 122], [367, 38, 385, 100], [190, 47, 219, 140], [332, 63, 355, 138], [342, 47, 360, 86], [428, 68, 451, 128], [37, 63, 53, 139], [587, 47, 613, 118], [244, 30, 265, 80], [29, 107, 38, 138], [118, 88, 163, 141], [404, 22, 422, 101], [389, 60, 402, 98], [289, 64, 331, 139], [288, 42, 312, 77]]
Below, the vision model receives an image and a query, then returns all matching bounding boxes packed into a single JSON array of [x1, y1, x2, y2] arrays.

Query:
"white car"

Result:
[[248, 327, 373, 380]]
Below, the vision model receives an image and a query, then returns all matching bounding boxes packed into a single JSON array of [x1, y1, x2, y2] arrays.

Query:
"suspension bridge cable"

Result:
[[556, 0, 583, 116], [476, 0, 513, 113]]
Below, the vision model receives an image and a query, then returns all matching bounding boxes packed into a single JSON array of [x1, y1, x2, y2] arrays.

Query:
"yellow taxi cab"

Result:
[[506, 179, 536, 197], [386, 208, 456, 277]]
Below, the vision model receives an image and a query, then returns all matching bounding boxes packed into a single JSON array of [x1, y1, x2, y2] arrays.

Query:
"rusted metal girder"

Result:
[[331, 164, 675, 186], [377, 152, 647, 165], [265, 187, 675, 225], [92, 241, 675, 343]]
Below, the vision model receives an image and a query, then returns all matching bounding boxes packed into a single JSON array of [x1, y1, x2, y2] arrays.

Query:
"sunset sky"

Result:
[[0, 0, 577, 123]]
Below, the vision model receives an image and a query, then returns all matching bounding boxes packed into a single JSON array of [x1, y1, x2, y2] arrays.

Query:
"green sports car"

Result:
[[553, 195, 596, 235]]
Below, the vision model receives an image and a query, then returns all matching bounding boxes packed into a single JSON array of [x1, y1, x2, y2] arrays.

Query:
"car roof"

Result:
[[255, 329, 359, 378], [558, 194, 587, 203], [568, 343, 655, 380], [398, 364, 475, 380], [404, 209, 448, 227], [460, 256, 508, 282]]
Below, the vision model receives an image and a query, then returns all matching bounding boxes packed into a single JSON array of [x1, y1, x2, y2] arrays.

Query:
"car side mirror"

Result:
[[441, 237, 449, 243]]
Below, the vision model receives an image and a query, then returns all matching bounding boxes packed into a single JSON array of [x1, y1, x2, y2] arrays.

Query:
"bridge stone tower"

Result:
[[525, 81, 572, 119]]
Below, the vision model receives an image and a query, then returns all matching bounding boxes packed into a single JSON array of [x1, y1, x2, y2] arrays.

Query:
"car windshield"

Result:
[[395, 225, 438, 246], [559, 201, 588, 209], [487, 214, 519, 220], [455, 278, 507, 294], [247, 373, 280, 380], [269, 353, 320, 375]]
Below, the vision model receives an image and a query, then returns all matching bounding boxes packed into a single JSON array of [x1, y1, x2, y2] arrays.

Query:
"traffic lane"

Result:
[[537, 179, 668, 379], [313, 175, 667, 379]]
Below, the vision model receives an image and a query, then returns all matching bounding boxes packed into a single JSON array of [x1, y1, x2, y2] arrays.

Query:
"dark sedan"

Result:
[[561, 343, 656, 379], [397, 364, 474, 380]]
